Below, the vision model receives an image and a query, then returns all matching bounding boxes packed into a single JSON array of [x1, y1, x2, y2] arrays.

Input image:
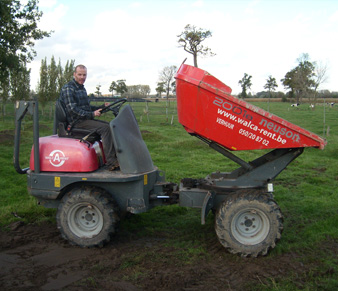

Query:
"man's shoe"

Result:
[[109, 164, 120, 171], [105, 161, 119, 171]]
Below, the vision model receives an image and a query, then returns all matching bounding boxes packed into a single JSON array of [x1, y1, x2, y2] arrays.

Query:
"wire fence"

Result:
[[0, 99, 179, 128], [128, 99, 178, 124]]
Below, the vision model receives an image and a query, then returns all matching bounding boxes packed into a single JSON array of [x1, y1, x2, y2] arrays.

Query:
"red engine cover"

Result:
[[30, 135, 102, 172]]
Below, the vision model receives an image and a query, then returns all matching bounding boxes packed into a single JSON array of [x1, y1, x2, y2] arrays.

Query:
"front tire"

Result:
[[56, 186, 119, 247], [215, 191, 283, 257]]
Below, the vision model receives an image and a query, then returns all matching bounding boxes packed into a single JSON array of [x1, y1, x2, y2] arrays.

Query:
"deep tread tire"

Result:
[[56, 186, 119, 247], [215, 190, 283, 257]]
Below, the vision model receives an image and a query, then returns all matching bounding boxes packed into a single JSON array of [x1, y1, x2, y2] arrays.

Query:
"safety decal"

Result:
[[54, 176, 61, 188]]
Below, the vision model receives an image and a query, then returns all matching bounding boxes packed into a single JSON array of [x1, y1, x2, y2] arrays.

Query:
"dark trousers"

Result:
[[75, 119, 118, 166]]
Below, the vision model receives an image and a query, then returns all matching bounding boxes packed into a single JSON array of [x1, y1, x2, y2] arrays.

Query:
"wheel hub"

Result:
[[232, 209, 270, 245], [84, 213, 92, 221], [68, 203, 104, 238], [82, 209, 96, 224], [244, 217, 253, 227]]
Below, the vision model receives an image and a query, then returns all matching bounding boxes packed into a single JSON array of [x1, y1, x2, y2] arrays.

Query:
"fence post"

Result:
[[146, 101, 149, 122]]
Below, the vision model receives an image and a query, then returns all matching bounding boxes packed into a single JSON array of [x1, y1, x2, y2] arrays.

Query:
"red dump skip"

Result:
[[175, 64, 326, 151]]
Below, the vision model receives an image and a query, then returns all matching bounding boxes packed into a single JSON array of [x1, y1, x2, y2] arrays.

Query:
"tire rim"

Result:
[[67, 203, 103, 238], [231, 208, 270, 245]]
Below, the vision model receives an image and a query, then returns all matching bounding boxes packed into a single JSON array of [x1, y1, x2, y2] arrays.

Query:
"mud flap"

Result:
[[201, 191, 215, 225], [179, 184, 216, 224]]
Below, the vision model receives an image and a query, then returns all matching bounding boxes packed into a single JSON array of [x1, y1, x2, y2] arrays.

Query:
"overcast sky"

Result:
[[28, 0, 338, 95]]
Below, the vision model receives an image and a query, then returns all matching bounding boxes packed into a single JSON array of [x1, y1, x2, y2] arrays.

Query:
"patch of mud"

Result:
[[140, 130, 152, 134], [0, 222, 322, 290], [311, 167, 327, 173], [0, 129, 14, 145]]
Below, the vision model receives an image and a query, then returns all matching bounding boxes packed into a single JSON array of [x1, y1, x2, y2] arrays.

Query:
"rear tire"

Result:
[[215, 191, 283, 257], [56, 186, 119, 247]]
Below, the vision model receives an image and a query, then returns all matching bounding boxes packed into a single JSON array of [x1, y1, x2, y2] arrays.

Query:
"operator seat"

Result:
[[55, 99, 100, 143]]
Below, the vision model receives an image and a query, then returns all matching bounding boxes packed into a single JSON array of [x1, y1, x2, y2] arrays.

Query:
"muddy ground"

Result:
[[0, 220, 322, 291]]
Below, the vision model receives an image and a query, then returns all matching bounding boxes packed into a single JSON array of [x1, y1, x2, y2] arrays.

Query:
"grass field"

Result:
[[1, 99, 338, 289]]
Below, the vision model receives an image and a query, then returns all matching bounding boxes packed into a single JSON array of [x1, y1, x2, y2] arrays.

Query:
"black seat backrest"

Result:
[[55, 99, 69, 137], [54, 99, 100, 143], [55, 99, 68, 124]]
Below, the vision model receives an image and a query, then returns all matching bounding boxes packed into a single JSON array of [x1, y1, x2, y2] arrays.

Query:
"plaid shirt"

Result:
[[60, 79, 100, 124]]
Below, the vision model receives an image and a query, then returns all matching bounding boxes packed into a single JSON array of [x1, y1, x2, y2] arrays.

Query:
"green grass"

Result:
[[1, 99, 338, 289]]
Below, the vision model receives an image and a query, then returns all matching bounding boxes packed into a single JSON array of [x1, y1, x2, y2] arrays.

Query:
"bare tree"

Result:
[[177, 24, 215, 67], [158, 65, 177, 99], [139, 85, 151, 97], [313, 61, 328, 102]]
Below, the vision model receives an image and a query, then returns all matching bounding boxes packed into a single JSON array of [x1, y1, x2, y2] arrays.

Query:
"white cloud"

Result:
[[244, 0, 261, 16], [39, 0, 58, 8], [192, 0, 204, 8], [129, 2, 142, 9], [329, 10, 338, 23], [39, 3, 67, 31]]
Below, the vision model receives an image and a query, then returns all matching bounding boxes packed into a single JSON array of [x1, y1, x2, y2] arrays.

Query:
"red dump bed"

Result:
[[175, 64, 326, 151]]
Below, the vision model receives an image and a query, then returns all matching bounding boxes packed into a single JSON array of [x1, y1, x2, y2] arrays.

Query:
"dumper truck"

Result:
[[14, 62, 326, 257]]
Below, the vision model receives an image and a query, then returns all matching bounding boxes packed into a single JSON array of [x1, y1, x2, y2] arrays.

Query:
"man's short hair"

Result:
[[74, 64, 87, 72]]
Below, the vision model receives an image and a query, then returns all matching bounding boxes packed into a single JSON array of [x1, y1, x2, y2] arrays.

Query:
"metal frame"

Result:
[[14, 101, 40, 174], [179, 134, 304, 223]]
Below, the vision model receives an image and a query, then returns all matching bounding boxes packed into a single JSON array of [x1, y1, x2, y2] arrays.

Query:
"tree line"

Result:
[[37, 57, 75, 113], [36, 58, 174, 104], [93, 81, 151, 99], [237, 53, 330, 104]]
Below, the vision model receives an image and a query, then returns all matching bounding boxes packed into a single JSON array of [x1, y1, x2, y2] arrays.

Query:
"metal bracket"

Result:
[[14, 101, 40, 174], [201, 191, 215, 225]]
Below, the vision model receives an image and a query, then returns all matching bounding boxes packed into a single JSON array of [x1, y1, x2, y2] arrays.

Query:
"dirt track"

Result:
[[0, 220, 315, 291]]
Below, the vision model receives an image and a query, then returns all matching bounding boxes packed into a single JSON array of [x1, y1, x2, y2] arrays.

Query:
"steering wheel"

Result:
[[100, 98, 127, 116]]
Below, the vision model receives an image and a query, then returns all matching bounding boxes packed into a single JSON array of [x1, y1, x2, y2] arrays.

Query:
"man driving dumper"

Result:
[[59, 64, 119, 170]]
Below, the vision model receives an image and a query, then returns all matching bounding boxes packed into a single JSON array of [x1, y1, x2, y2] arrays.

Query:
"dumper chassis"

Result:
[[14, 63, 326, 257]]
